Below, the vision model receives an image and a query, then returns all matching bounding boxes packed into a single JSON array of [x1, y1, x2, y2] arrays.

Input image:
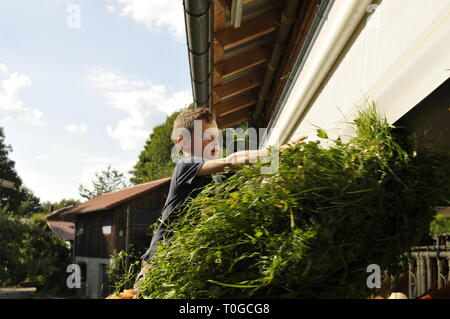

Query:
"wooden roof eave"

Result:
[[211, 3, 281, 128]]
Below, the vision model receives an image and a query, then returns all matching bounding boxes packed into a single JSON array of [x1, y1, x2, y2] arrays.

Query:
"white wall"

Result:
[[268, 0, 450, 144], [75, 256, 110, 299]]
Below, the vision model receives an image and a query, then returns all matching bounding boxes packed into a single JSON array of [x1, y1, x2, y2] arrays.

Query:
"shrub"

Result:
[[137, 104, 450, 299], [0, 209, 71, 292], [430, 215, 450, 239], [106, 229, 153, 294], [0, 208, 26, 286], [20, 215, 71, 293], [106, 250, 140, 294]]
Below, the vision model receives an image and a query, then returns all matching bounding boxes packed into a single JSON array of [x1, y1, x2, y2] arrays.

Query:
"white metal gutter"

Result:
[[262, 0, 374, 147]]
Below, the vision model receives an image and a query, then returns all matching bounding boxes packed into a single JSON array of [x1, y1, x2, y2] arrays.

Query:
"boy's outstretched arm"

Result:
[[197, 135, 308, 176]]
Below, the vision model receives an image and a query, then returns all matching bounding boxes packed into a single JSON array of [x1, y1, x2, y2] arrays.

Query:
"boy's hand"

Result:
[[280, 135, 308, 152], [199, 135, 308, 175]]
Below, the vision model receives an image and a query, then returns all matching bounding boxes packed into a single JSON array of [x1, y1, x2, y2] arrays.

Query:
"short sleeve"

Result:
[[176, 156, 207, 185]]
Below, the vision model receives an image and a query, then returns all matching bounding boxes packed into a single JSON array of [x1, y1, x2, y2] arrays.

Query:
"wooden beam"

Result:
[[125, 206, 131, 271], [214, 69, 264, 101], [213, 63, 223, 87], [213, 0, 226, 65], [217, 107, 251, 129], [214, 0, 226, 32], [213, 91, 257, 117], [214, 45, 270, 85], [213, 40, 224, 65], [215, 9, 280, 51], [213, 91, 221, 105]]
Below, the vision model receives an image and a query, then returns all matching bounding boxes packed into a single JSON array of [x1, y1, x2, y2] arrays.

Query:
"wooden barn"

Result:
[[59, 177, 170, 299]]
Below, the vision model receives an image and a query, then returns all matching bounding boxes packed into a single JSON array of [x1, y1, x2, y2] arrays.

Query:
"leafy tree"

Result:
[[0, 206, 26, 286], [78, 165, 131, 200], [1, 127, 24, 210], [15, 186, 42, 216], [0, 128, 71, 293], [40, 198, 80, 214], [130, 104, 194, 184], [0, 127, 41, 216], [430, 215, 450, 239], [0, 207, 70, 292], [20, 213, 71, 293]]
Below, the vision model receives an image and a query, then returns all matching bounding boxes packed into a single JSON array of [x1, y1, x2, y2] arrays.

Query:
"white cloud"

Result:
[[0, 63, 44, 126], [64, 123, 88, 134], [107, 0, 185, 40], [46, 143, 136, 200], [89, 67, 192, 150], [0, 63, 8, 75], [89, 68, 146, 91], [106, 4, 116, 13], [79, 158, 135, 187], [36, 154, 49, 160]]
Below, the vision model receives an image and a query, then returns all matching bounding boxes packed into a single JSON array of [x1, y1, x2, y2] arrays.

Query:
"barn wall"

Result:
[[75, 183, 170, 259], [111, 183, 170, 254], [75, 211, 112, 259]]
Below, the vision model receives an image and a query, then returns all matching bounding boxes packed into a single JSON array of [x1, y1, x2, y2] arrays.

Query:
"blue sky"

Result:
[[0, 0, 192, 203]]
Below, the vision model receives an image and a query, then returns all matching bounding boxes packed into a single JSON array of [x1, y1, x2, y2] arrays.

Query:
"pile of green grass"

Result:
[[137, 104, 450, 299]]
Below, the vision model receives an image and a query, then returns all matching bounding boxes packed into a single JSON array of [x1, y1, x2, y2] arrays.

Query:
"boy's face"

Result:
[[179, 119, 221, 159]]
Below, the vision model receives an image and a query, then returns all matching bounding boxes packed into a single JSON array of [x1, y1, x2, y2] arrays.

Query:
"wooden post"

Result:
[[125, 206, 131, 271]]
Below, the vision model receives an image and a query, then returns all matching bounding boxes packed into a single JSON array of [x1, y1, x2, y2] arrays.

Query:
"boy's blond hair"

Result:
[[173, 107, 216, 135]]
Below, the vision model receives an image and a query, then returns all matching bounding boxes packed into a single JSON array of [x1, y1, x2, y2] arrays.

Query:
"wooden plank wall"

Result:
[[75, 183, 170, 259]]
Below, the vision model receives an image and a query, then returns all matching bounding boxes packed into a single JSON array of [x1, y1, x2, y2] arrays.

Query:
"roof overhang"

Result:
[[184, 0, 323, 129], [46, 220, 75, 241], [60, 177, 171, 217]]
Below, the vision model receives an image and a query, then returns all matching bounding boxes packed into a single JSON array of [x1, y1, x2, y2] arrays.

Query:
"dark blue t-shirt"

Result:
[[141, 155, 213, 260]]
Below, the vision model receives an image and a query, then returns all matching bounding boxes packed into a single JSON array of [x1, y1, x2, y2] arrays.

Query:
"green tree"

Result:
[[0, 127, 41, 216], [40, 198, 81, 214], [130, 104, 194, 184], [15, 186, 42, 216], [1, 126, 24, 211], [78, 165, 131, 200], [430, 215, 450, 239], [0, 206, 26, 286], [20, 213, 71, 293], [0, 207, 70, 291]]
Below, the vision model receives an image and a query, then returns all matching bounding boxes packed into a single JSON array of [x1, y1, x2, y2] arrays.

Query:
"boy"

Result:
[[109, 107, 306, 298]]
